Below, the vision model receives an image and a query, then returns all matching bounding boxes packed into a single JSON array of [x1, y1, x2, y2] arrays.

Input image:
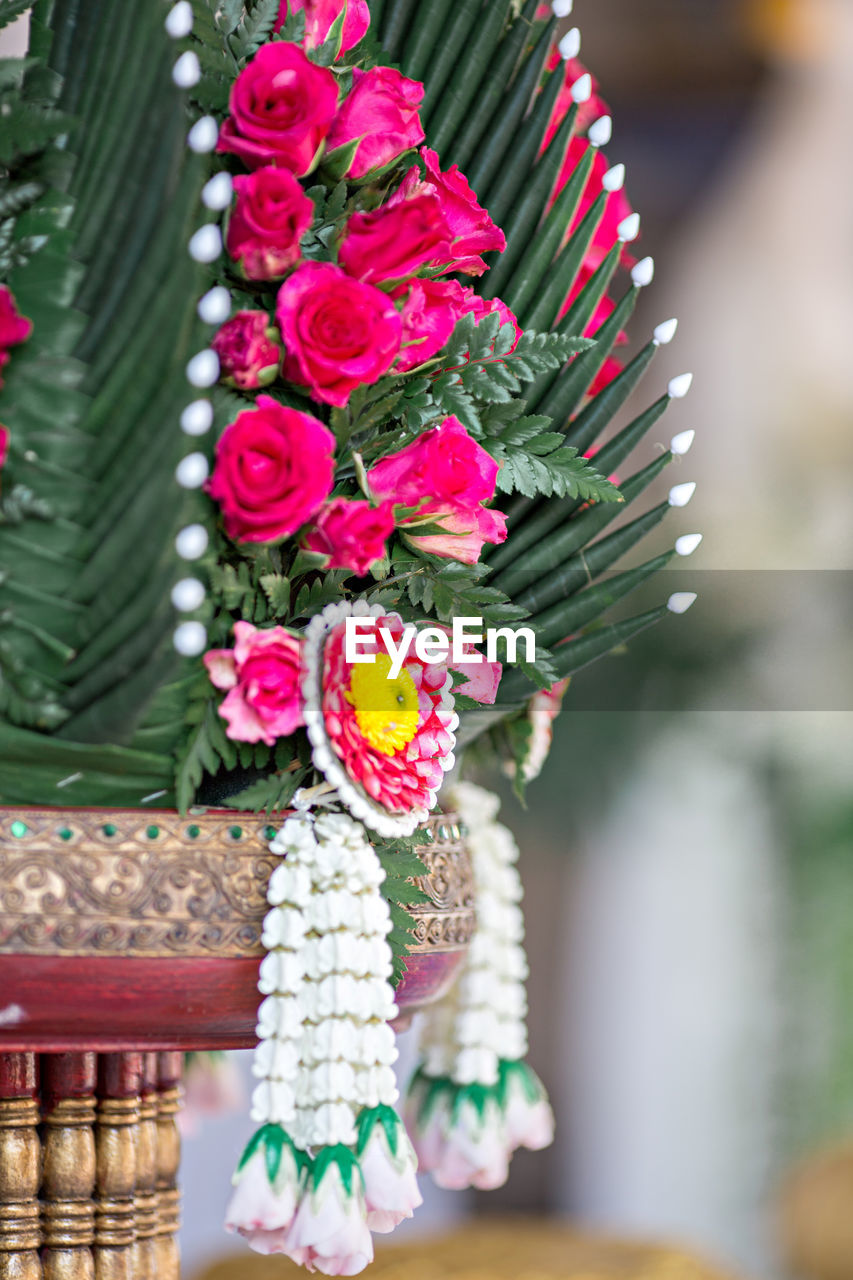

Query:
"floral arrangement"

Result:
[[0, 0, 701, 1272]]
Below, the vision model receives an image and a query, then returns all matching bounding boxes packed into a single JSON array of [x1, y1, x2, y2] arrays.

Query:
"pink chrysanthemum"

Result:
[[302, 603, 458, 838]]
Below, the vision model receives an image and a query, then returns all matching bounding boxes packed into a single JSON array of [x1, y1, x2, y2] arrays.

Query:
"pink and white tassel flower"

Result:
[[225, 803, 421, 1275], [405, 782, 554, 1191]]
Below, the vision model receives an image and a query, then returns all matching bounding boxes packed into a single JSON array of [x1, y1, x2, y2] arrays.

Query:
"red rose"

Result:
[[276, 261, 402, 407], [302, 497, 395, 574], [326, 66, 424, 180], [227, 167, 314, 280], [275, 0, 370, 53], [393, 278, 467, 373], [410, 148, 506, 276], [217, 42, 339, 175], [207, 395, 335, 543], [211, 311, 282, 390], [0, 285, 32, 387], [338, 194, 452, 285]]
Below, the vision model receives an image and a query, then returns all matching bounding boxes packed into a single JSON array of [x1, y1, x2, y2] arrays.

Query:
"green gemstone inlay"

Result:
[[102, 824, 117, 837], [264, 826, 277, 842], [229, 825, 242, 840], [146, 825, 160, 839], [10, 821, 28, 838], [187, 824, 200, 839], [58, 827, 73, 841]]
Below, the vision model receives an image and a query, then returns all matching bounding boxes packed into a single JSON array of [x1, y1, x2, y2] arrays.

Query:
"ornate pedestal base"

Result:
[[0, 809, 475, 1277], [0, 1053, 182, 1280]]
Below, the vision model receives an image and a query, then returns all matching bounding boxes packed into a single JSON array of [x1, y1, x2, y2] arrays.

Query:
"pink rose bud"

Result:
[[211, 311, 282, 390], [414, 147, 506, 276], [207, 394, 335, 543], [0, 284, 32, 388], [302, 497, 396, 575], [338, 193, 452, 285], [227, 166, 314, 281], [217, 42, 339, 176], [276, 261, 402, 408], [393, 278, 467, 374], [325, 66, 425, 181], [204, 621, 305, 746], [275, 0, 370, 53], [367, 415, 507, 565]]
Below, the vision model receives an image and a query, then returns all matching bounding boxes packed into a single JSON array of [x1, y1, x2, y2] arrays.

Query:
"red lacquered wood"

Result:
[[99, 1052, 143, 1099], [40, 1051, 97, 1110], [157, 1053, 183, 1091], [0, 946, 465, 1052], [0, 1050, 38, 1096]]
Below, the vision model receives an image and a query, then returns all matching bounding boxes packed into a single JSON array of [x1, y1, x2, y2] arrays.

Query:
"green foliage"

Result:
[[374, 834, 431, 986], [228, 0, 281, 62]]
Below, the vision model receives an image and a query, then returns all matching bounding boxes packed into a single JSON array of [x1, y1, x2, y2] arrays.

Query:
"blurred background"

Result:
[[5, 1, 852, 1277]]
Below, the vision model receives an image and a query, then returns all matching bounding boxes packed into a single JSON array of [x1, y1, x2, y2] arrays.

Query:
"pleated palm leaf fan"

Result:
[[0, 0, 211, 802]]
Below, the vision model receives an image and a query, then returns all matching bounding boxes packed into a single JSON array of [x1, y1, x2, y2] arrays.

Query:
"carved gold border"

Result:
[[0, 809, 475, 958]]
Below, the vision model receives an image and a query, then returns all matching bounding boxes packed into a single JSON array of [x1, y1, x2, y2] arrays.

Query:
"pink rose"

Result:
[[0, 285, 32, 387], [406, 505, 507, 565], [217, 42, 339, 175], [367, 415, 507, 565], [301, 497, 395, 575], [459, 290, 522, 354], [326, 66, 424, 180], [275, 0, 370, 53], [0, 425, 8, 473], [211, 311, 282, 390], [434, 625, 502, 703], [406, 147, 506, 275], [369, 414, 499, 510], [204, 621, 305, 745], [276, 261, 402, 407], [393, 278, 467, 373], [227, 167, 314, 280], [207, 395, 335, 542], [338, 193, 452, 285]]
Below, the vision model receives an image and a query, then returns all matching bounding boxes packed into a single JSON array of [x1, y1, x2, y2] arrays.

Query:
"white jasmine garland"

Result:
[[225, 801, 421, 1269], [405, 783, 554, 1191]]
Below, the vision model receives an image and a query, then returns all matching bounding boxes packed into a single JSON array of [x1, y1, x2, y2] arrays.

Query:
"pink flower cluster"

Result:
[[203, 2, 517, 577], [214, 17, 510, 405], [205, 396, 506, 571]]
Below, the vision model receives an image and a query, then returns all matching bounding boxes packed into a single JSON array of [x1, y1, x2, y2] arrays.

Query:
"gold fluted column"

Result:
[[130, 1056, 158, 1280], [93, 1055, 141, 1280], [0, 1053, 42, 1280], [153, 1054, 182, 1280], [40, 1054, 97, 1280]]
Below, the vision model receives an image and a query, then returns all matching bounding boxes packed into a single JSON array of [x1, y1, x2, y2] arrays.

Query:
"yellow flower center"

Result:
[[347, 653, 420, 756]]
